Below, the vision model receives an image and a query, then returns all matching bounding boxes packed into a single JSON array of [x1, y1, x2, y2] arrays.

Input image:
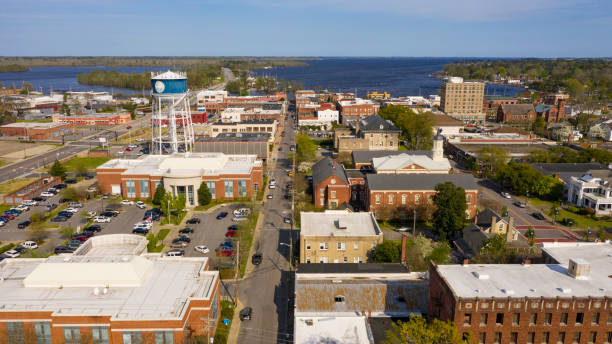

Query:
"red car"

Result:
[[70, 235, 89, 242], [126, 125, 132, 129], [0, 215, 15, 221], [225, 230, 237, 237], [216, 247, 235, 257], [125, 148, 132, 152]]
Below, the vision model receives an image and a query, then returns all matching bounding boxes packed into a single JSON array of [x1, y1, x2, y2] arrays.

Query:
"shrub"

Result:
[[566, 206, 579, 213]]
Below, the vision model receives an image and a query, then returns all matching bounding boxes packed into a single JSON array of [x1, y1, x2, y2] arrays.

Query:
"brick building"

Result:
[[365, 173, 479, 219], [440, 77, 485, 123], [338, 99, 380, 125], [97, 153, 263, 207], [334, 114, 401, 153], [53, 113, 131, 126], [429, 242, 612, 344], [0, 122, 73, 140], [0, 234, 220, 344], [497, 104, 537, 123], [312, 157, 351, 209], [208, 119, 278, 139], [483, 96, 518, 110]]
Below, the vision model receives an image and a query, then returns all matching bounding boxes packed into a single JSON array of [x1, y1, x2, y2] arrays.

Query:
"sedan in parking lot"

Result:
[[93, 216, 111, 223], [179, 227, 194, 234], [216, 212, 228, 220], [239, 307, 252, 321], [251, 253, 263, 265], [216, 247, 235, 256], [84, 225, 102, 232], [40, 192, 54, 197], [170, 240, 188, 248], [225, 230, 237, 238], [54, 246, 75, 254], [176, 235, 191, 243], [51, 216, 68, 222], [121, 200, 134, 205], [283, 216, 292, 224], [18, 221, 31, 229], [227, 225, 238, 231], [195, 245, 209, 254], [186, 217, 200, 224], [20, 241, 38, 250], [232, 216, 247, 222], [500, 191, 512, 199], [132, 228, 149, 235]]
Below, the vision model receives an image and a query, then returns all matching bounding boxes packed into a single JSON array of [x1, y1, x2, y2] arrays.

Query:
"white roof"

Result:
[[436, 242, 612, 299], [2, 122, 66, 129], [295, 316, 371, 344], [300, 210, 381, 237], [372, 153, 450, 172]]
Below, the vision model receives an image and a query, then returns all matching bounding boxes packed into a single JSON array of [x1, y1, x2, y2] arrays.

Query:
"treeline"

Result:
[[442, 59, 611, 101], [0, 64, 29, 73], [77, 64, 224, 90], [527, 146, 612, 165]]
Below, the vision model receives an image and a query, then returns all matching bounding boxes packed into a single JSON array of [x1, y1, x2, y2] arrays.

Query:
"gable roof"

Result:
[[365, 173, 478, 191], [372, 153, 451, 172], [499, 104, 535, 115], [475, 208, 503, 228], [312, 157, 349, 187], [359, 115, 400, 132]]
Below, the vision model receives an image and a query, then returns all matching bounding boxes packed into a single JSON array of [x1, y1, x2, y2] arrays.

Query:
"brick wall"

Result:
[[366, 190, 478, 219]]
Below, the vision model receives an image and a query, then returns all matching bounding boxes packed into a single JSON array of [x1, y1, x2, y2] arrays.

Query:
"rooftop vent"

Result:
[[472, 272, 489, 280], [568, 258, 590, 280], [305, 319, 313, 326], [558, 287, 572, 294], [502, 289, 515, 295], [335, 219, 347, 230]]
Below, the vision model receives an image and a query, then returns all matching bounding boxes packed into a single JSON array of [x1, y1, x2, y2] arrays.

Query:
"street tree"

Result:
[[383, 315, 466, 344], [152, 184, 165, 205], [198, 181, 212, 206], [433, 182, 468, 241], [476, 146, 509, 177], [373, 240, 401, 263], [48, 160, 67, 180], [295, 134, 317, 163]]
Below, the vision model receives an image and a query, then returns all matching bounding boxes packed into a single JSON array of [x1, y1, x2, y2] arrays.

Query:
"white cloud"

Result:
[[242, 0, 593, 22]]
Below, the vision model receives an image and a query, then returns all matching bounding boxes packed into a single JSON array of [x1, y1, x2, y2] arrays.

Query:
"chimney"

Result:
[[400, 235, 407, 264], [506, 217, 515, 242], [463, 258, 469, 266], [491, 216, 497, 233], [333, 160, 337, 169]]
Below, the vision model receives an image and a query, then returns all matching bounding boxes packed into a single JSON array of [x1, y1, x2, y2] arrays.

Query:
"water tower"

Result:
[[151, 71, 194, 155]]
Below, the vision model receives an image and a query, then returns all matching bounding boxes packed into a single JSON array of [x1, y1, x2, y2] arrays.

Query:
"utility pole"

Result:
[[234, 241, 240, 306], [413, 209, 416, 235]]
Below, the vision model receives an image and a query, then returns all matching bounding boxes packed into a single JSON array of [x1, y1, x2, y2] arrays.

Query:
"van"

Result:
[[166, 249, 184, 257]]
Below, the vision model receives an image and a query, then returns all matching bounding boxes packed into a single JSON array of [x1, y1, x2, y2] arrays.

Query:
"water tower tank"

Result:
[[151, 71, 187, 94]]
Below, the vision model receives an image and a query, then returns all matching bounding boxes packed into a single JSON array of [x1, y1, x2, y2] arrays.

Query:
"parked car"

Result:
[[101, 211, 117, 218], [132, 228, 149, 235], [194, 245, 209, 254], [233, 208, 251, 216], [45, 203, 57, 211], [514, 201, 527, 208], [283, 216, 292, 224], [532, 212, 546, 220], [220, 241, 234, 249], [57, 211, 73, 218], [68, 202, 83, 208], [55, 183, 67, 189], [71, 235, 90, 242], [0, 214, 16, 221], [93, 216, 111, 223], [267, 194, 273, 199], [225, 230, 237, 237], [65, 179, 77, 184], [51, 216, 68, 222], [175, 235, 191, 243], [22, 200, 37, 206], [227, 225, 238, 231], [179, 227, 194, 234], [4, 250, 20, 258], [216, 212, 228, 220], [58, 198, 69, 203], [500, 191, 512, 199], [17, 221, 31, 229], [40, 192, 54, 197], [54, 246, 76, 254], [67, 240, 84, 248], [0, 221, 5, 227], [216, 247, 235, 257], [32, 196, 45, 202], [186, 217, 200, 224], [170, 240, 188, 248], [251, 253, 263, 265], [20, 241, 38, 250], [394, 227, 410, 232], [87, 210, 97, 217], [239, 307, 253, 321], [65, 207, 79, 214], [136, 201, 146, 209], [84, 225, 102, 232], [232, 216, 248, 222], [166, 249, 184, 257], [121, 200, 134, 205], [14, 205, 29, 211]]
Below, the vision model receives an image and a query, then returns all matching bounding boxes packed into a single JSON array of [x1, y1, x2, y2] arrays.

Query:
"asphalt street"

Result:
[[236, 114, 295, 343], [478, 179, 551, 226]]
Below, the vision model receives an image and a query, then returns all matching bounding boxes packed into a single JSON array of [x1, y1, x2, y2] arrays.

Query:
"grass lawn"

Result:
[[398, 145, 409, 151], [62, 157, 110, 173], [0, 178, 38, 194], [522, 197, 612, 228], [114, 128, 152, 144], [211, 300, 235, 344], [0, 159, 8, 167], [17, 118, 53, 123], [0, 204, 13, 213], [239, 212, 259, 278]]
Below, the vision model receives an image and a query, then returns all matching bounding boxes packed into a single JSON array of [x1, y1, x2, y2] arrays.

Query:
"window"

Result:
[[187, 185, 194, 206], [543, 332, 550, 344], [331, 190, 336, 198], [576, 313, 584, 325], [375, 194, 381, 204], [155, 331, 174, 344], [353, 242, 358, 249], [238, 180, 247, 197], [126, 180, 136, 198], [337, 242, 345, 251], [530, 314, 538, 325], [334, 296, 345, 303], [306, 258, 311, 263], [464, 313, 472, 326], [609, 313, 612, 324], [589, 332, 596, 344], [607, 332, 612, 343], [92, 327, 109, 344], [306, 243, 311, 250], [64, 327, 81, 344], [224, 180, 234, 198], [414, 194, 420, 204], [558, 332, 566, 344], [561, 313, 569, 325], [343, 257, 348, 262], [207, 181, 216, 199], [480, 314, 488, 326], [478, 333, 486, 344], [496, 313, 504, 325], [512, 313, 520, 326], [7, 322, 24, 344], [545, 313, 552, 325], [34, 322, 51, 344], [139, 180, 149, 198], [320, 188, 325, 196], [528, 332, 535, 344], [123, 331, 143, 344], [572, 332, 581, 344], [493, 332, 501, 343], [388, 194, 394, 203], [510, 332, 518, 344], [319, 242, 328, 250], [467, 194, 472, 202], [592, 313, 600, 325], [353, 257, 361, 263]]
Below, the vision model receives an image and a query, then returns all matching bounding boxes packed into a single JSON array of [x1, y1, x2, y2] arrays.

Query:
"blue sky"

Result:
[[1, 0, 610, 57]]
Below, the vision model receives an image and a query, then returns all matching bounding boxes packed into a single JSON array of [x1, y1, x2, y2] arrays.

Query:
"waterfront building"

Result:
[[440, 77, 485, 123]]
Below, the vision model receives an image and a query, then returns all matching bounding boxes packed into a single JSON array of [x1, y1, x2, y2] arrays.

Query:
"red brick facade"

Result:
[[366, 189, 478, 219], [0, 123, 73, 140], [314, 175, 350, 209], [497, 105, 537, 123]]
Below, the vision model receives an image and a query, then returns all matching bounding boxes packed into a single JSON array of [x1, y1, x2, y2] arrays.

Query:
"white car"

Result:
[[3, 250, 20, 258], [93, 216, 111, 223], [394, 227, 410, 232], [232, 216, 248, 222], [269, 184, 276, 189], [270, 179, 276, 186], [136, 201, 146, 209], [134, 223, 152, 230], [194, 245, 209, 254], [40, 192, 54, 197], [87, 210, 97, 217], [13, 205, 29, 212], [136, 138, 145, 142], [22, 200, 37, 206], [128, 144, 138, 149], [121, 200, 134, 205], [233, 208, 251, 216], [21, 241, 38, 250], [65, 208, 79, 214], [0, 221, 6, 227], [500, 192, 512, 199]]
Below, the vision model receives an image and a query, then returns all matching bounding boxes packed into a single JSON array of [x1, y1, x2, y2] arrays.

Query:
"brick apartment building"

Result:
[[440, 77, 485, 123], [0, 122, 73, 140], [312, 157, 351, 209], [338, 99, 380, 124], [429, 242, 612, 344], [97, 153, 263, 207], [53, 113, 131, 126], [0, 234, 220, 344]]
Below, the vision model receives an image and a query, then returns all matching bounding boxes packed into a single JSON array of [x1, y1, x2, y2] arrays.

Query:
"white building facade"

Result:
[[567, 170, 612, 216]]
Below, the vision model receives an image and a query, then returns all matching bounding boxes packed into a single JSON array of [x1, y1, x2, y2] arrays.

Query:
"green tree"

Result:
[[378, 106, 434, 150], [532, 117, 547, 137], [295, 134, 317, 163], [476, 146, 509, 177], [384, 315, 465, 344], [21, 82, 34, 92], [472, 234, 518, 264], [433, 182, 467, 241], [197, 181, 212, 206], [74, 162, 89, 177], [59, 187, 78, 202], [525, 226, 536, 246], [152, 183, 165, 206], [48, 160, 66, 180], [373, 240, 401, 263]]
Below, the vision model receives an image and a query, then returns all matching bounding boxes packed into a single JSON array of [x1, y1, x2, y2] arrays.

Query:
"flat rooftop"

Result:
[[300, 210, 381, 237], [1, 122, 67, 129], [436, 242, 612, 299], [294, 316, 371, 344], [297, 263, 409, 275]]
